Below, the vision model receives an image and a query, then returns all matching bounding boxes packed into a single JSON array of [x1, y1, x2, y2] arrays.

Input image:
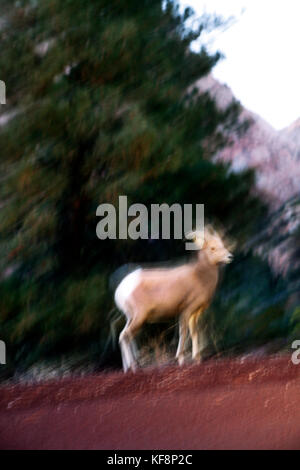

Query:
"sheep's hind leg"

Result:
[[119, 321, 136, 372], [119, 316, 145, 372]]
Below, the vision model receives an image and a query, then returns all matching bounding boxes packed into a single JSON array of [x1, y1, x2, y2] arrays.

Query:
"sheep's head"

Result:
[[187, 225, 234, 265]]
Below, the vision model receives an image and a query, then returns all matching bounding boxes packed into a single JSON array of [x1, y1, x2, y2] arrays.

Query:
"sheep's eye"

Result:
[[211, 247, 216, 251]]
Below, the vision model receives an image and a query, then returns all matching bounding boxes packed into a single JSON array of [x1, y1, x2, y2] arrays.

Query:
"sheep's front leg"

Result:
[[188, 313, 202, 363], [176, 316, 187, 366]]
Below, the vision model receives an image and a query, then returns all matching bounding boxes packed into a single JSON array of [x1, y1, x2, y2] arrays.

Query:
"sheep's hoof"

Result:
[[177, 355, 185, 366], [193, 354, 203, 364], [122, 362, 137, 373], [129, 361, 138, 373]]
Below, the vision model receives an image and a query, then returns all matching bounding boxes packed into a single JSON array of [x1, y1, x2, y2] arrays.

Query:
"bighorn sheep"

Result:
[[114, 227, 233, 372]]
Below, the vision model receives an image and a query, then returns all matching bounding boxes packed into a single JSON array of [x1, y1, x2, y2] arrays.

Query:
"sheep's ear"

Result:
[[204, 226, 213, 242], [205, 224, 216, 236]]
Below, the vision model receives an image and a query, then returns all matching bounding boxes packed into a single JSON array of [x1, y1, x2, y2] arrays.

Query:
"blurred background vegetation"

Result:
[[0, 0, 299, 379]]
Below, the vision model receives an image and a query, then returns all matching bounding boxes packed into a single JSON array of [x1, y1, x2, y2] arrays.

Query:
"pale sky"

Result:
[[184, 0, 300, 130]]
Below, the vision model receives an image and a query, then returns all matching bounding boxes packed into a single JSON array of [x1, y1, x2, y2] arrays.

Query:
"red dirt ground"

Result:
[[1, 355, 300, 450]]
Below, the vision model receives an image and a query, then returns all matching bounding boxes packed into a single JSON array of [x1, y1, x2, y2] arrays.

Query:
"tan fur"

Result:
[[116, 226, 233, 372]]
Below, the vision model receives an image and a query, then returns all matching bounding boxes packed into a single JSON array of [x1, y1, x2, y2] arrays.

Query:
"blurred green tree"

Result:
[[0, 0, 267, 372]]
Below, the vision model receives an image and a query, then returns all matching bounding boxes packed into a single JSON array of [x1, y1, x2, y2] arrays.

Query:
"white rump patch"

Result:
[[114, 269, 142, 313]]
